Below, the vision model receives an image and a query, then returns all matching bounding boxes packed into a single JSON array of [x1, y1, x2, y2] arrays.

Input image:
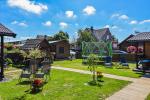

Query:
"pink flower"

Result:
[[138, 47, 143, 53], [127, 46, 137, 53]]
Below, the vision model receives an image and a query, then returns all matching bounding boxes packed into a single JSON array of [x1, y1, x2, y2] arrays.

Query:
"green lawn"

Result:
[[53, 59, 143, 78], [0, 69, 129, 100]]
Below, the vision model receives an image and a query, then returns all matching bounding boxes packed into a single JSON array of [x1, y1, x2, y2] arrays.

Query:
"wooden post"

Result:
[[0, 36, 4, 80]]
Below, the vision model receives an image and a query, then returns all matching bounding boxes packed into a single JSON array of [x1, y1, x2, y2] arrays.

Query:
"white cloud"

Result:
[[104, 25, 110, 28], [11, 21, 28, 27], [7, 0, 48, 15], [111, 13, 129, 20], [11, 21, 18, 24], [42, 21, 52, 27], [59, 22, 68, 29], [111, 13, 120, 18], [83, 5, 96, 15], [65, 10, 77, 18], [104, 25, 118, 29], [112, 25, 118, 29], [129, 20, 138, 24], [18, 22, 28, 27], [119, 15, 129, 20], [139, 19, 150, 24]]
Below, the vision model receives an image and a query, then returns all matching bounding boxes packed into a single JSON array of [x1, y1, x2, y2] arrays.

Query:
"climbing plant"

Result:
[[82, 41, 112, 58]]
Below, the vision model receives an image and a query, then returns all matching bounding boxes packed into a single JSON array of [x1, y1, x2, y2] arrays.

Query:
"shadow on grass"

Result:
[[134, 72, 145, 77], [29, 89, 42, 94], [17, 81, 31, 85], [87, 80, 104, 87]]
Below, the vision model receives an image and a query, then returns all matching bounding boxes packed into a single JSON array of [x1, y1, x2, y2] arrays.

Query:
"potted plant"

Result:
[[29, 49, 46, 74], [20, 49, 46, 73], [31, 78, 43, 92]]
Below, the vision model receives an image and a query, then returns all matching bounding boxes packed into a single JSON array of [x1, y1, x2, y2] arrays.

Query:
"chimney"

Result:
[[90, 26, 94, 34]]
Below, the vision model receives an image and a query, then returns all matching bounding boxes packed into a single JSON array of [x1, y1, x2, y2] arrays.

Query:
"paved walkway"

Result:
[[52, 66, 137, 82], [52, 66, 150, 100]]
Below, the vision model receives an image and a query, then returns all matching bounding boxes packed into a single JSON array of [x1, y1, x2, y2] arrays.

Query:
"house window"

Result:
[[59, 47, 64, 54]]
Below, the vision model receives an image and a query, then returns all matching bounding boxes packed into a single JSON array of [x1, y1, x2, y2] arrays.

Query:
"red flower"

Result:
[[33, 79, 43, 86]]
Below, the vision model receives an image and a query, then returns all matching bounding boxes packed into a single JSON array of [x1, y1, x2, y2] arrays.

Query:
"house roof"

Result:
[[49, 40, 68, 44], [86, 28, 111, 41], [128, 32, 150, 42], [119, 34, 134, 45], [93, 28, 109, 41], [49, 40, 59, 44], [21, 39, 44, 49], [0, 23, 16, 37]]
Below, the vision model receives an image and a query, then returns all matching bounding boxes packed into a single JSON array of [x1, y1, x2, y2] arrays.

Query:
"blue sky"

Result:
[[0, 0, 150, 42]]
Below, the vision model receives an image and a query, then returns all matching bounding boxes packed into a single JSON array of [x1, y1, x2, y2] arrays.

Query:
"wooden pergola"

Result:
[[0, 23, 16, 80]]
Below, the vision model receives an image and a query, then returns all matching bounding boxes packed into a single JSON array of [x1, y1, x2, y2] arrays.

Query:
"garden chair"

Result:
[[133, 60, 143, 72], [104, 56, 112, 67], [119, 57, 129, 68], [18, 59, 36, 82], [35, 59, 51, 82]]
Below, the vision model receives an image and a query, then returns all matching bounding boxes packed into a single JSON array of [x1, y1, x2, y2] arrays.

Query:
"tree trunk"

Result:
[[92, 66, 96, 82]]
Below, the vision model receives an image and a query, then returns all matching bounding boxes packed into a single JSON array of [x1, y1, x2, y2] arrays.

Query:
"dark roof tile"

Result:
[[0, 23, 16, 37], [22, 39, 43, 49], [128, 32, 150, 42], [92, 28, 109, 41]]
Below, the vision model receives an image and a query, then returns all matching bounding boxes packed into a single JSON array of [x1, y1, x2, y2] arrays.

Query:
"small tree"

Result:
[[87, 54, 98, 83], [20, 49, 46, 60], [53, 31, 69, 41], [20, 50, 28, 60], [77, 29, 96, 49]]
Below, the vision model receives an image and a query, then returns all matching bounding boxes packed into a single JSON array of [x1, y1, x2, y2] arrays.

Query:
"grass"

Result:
[[146, 94, 150, 100], [53, 59, 143, 78], [0, 69, 129, 100]]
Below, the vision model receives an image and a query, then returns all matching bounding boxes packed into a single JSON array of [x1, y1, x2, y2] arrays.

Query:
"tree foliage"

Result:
[[53, 31, 69, 41], [77, 29, 96, 48], [20, 49, 46, 59]]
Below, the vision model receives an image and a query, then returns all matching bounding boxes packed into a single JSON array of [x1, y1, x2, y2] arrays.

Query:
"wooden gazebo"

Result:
[[0, 23, 16, 80]]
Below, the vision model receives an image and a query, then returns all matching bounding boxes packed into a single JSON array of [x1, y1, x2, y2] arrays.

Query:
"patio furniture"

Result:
[[133, 59, 150, 73], [35, 59, 51, 82], [104, 56, 112, 67], [18, 59, 36, 82], [119, 57, 129, 68]]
